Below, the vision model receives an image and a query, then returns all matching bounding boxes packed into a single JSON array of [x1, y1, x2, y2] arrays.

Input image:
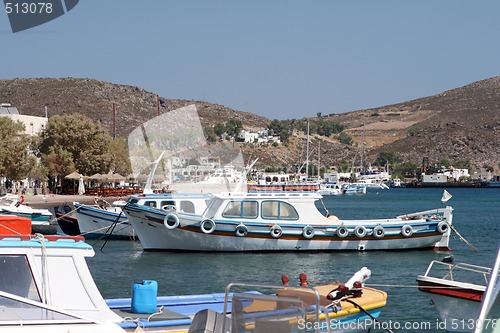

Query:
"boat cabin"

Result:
[[126, 193, 213, 214]]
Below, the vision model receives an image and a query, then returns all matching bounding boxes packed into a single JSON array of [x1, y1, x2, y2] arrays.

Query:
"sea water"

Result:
[[86, 187, 499, 333]]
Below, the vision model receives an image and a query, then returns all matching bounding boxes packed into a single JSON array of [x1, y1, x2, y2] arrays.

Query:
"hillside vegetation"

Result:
[[1, 77, 499, 174]]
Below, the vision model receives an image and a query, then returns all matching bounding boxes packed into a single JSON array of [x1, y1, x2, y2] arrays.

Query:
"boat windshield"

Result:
[[0, 291, 93, 323], [0, 255, 40, 302]]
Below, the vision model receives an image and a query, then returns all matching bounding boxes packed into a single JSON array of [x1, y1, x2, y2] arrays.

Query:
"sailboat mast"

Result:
[[361, 122, 365, 174], [305, 120, 310, 180], [317, 140, 321, 181]]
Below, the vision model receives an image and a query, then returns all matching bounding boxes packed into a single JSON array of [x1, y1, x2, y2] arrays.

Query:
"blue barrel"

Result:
[[131, 280, 158, 314]]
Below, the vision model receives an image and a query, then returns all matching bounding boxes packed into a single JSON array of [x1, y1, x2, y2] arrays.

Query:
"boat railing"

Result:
[[423, 260, 497, 286], [396, 206, 453, 220], [222, 282, 331, 333], [221, 192, 322, 199]]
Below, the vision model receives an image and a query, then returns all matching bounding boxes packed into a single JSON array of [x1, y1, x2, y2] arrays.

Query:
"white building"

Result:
[[237, 130, 260, 143], [0, 103, 48, 135], [443, 168, 469, 180]]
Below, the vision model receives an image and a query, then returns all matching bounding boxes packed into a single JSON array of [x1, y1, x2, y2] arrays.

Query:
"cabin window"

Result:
[[261, 201, 299, 220], [42, 256, 96, 309], [222, 200, 258, 219], [0, 255, 40, 302], [144, 201, 157, 208], [160, 200, 175, 210], [180, 200, 195, 213]]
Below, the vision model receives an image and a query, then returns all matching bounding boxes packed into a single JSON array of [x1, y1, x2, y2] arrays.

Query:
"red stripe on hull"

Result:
[[417, 281, 483, 302]]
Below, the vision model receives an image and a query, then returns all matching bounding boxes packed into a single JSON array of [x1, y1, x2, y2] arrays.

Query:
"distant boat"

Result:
[[318, 182, 343, 196], [342, 183, 367, 195]]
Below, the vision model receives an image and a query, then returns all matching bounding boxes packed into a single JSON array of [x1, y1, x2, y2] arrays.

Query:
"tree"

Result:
[[336, 132, 352, 145], [213, 123, 226, 137], [37, 113, 113, 176], [392, 162, 419, 179], [108, 137, 132, 176], [0, 117, 30, 181], [204, 128, 217, 142], [454, 159, 471, 169], [41, 146, 75, 193], [374, 152, 400, 167], [225, 118, 243, 137]]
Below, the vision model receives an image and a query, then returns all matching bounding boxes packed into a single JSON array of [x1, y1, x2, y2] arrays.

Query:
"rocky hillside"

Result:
[[1, 77, 499, 174], [326, 77, 500, 173]]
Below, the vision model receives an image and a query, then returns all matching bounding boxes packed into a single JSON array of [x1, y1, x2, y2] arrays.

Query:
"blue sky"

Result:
[[2, 1, 500, 119]]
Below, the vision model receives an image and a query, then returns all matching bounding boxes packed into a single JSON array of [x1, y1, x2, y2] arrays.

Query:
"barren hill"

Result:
[[1, 77, 499, 173]]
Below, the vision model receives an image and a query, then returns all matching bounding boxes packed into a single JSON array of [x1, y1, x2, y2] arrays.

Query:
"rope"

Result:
[[99, 207, 128, 250], [319, 197, 330, 217], [121, 306, 165, 333], [80, 219, 129, 236], [450, 224, 479, 252], [344, 298, 395, 333], [0, 223, 22, 235], [34, 233, 51, 305], [48, 204, 82, 225], [147, 305, 164, 321]]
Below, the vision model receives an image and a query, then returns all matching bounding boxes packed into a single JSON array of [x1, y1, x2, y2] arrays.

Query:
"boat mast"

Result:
[[317, 139, 321, 181], [305, 120, 310, 181], [360, 122, 365, 174]]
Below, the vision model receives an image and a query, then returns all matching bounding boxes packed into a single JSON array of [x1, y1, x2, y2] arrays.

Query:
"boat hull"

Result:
[[125, 205, 451, 252], [54, 205, 81, 236], [74, 203, 134, 240], [417, 280, 483, 333]]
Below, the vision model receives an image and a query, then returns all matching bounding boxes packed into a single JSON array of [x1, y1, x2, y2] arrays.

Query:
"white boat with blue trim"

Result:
[[123, 191, 454, 252], [73, 200, 131, 239], [73, 193, 211, 239]]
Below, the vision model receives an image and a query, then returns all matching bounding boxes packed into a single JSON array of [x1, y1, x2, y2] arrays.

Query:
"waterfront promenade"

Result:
[[23, 194, 123, 209]]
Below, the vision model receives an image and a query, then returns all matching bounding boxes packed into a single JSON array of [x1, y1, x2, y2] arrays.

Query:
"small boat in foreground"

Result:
[[416, 248, 500, 333], [0, 215, 388, 332], [124, 191, 454, 252]]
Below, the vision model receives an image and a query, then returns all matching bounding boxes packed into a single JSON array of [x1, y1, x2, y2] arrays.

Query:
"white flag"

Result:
[[441, 190, 452, 203]]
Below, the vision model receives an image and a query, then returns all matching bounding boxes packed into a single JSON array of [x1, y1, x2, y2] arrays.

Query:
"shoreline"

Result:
[[23, 194, 125, 209]]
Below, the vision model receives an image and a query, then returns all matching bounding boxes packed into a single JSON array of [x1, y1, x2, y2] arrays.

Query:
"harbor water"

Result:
[[83, 187, 499, 333]]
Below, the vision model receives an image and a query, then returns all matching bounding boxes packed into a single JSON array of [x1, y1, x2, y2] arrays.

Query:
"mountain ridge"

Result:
[[1, 76, 499, 174]]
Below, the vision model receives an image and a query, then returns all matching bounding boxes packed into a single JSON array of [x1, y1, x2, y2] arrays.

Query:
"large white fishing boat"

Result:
[[124, 191, 454, 252]]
